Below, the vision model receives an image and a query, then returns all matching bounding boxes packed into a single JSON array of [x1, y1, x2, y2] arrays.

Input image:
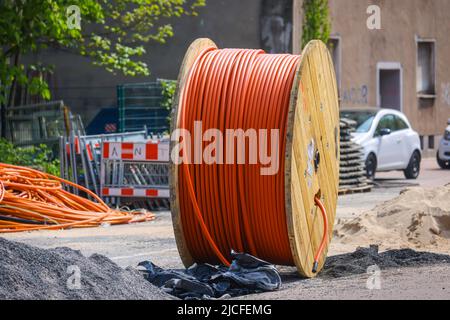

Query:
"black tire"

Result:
[[365, 153, 377, 180], [404, 151, 421, 179], [437, 151, 450, 169]]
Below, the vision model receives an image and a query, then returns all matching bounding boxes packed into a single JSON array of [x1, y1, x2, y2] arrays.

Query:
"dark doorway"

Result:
[[379, 69, 401, 110]]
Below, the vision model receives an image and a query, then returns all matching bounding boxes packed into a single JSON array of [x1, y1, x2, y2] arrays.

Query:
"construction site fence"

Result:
[[6, 100, 84, 155], [60, 130, 170, 210]]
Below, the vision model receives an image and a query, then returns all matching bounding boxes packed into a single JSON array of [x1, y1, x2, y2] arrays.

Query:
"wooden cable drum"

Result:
[[169, 38, 339, 277]]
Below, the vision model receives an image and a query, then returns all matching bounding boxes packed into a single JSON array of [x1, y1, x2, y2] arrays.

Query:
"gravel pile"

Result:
[[321, 245, 450, 278], [0, 238, 172, 300]]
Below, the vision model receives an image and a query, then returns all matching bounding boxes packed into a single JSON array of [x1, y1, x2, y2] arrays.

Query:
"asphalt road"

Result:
[[2, 157, 450, 299], [4, 157, 449, 269]]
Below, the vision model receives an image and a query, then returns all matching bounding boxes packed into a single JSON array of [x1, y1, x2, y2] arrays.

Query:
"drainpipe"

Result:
[[292, 0, 304, 55]]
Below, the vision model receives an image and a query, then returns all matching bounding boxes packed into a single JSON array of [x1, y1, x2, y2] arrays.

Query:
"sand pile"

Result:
[[334, 184, 450, 251], [0, 238, 171, 300]]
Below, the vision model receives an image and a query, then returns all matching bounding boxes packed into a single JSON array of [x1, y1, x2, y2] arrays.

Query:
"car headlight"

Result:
[[445, 130, 450, 141]]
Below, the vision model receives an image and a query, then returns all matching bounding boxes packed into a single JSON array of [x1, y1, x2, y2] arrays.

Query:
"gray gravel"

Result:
[[0, 237, 172, 300], [3, 236, 450, 300], [321, 245, 450, 278], [238, 246, 450, 300]]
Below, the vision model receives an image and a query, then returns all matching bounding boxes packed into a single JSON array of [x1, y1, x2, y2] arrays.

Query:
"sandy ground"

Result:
[[330, 158, 450, 255], [3, 157, 450, 299]]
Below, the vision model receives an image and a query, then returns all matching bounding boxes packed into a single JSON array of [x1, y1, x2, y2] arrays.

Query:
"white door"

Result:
[[387, 130, 409, 169], [375, 114, 400, 170], [393, 115, 411, 167]]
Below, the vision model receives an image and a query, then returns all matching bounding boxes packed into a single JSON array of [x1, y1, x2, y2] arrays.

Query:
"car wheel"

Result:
[[365, 153, 377, 180], [404, 151, 421, 179], [437, 151, 450, 169]]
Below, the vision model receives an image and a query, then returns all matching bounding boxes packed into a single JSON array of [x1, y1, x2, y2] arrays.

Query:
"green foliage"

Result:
[[0, 139, 60, 176], [0, 0, 206, 106], [302, 0, 331, 49], [159, 79, 177, 133], [160, 79, 177, 110]]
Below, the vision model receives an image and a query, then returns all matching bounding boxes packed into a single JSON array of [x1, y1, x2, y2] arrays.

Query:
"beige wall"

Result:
[[323, 0, 450, 139]]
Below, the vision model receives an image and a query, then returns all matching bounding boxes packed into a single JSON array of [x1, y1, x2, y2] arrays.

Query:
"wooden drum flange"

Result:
[[284, 40, 340, 277]]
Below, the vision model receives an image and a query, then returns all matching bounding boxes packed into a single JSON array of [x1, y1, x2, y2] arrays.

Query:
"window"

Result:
[[375, 114, 396, 136], [395, 116, 409, 130], [444, 129, 450, 141], [340, 110, 377, 133], [377, 115, 409, 134], [428, 135, 435, 149], [417, 40, 436, 96]]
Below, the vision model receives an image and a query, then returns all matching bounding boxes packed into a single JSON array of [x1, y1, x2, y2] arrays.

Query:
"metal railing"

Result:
[[5, 100, 84, 152]]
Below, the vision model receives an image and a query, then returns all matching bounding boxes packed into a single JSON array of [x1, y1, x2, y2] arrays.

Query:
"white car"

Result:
[[436, 119, 450, 169], [340, 107, 422, 180]]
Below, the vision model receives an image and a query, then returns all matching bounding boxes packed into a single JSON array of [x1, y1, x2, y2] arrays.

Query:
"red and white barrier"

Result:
[[102, 141, 169, 162], [86, 144, 94, 162], [101, 187, 170, 198]]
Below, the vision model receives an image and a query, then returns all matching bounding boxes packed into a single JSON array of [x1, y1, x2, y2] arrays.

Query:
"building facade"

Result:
[[321, 0, 450, 153], [25, 0, 450, 153]]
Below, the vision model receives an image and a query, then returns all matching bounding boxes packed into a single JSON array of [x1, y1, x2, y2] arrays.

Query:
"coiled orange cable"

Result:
[[0, 163, 155, 233], [177, 48, 328, 269]]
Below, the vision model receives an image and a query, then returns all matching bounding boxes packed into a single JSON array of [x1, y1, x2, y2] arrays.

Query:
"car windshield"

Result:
[[340, 110, 377, 133]]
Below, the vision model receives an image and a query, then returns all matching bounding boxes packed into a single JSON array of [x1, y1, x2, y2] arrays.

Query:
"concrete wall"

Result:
[[326, 0, 450, 145], [26, 0, 262, 124]]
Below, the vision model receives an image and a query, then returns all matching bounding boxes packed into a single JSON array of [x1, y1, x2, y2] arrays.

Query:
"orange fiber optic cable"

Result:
[[177, 48, 328, 271], [0, 163, 155, 233]]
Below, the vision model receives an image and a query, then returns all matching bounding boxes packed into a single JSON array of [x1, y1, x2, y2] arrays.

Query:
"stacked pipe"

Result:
[[338, 118, 372, 194]]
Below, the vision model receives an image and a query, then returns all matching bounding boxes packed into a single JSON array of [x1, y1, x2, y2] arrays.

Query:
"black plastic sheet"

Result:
[[138, 251, 281, 299]]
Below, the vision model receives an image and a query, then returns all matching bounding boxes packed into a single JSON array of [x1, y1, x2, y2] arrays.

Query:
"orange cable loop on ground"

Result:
[[177, 48, 328, 270], [0, 163, 155, 233]]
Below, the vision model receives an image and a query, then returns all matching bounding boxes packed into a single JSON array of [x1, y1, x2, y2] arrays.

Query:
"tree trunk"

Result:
[[0, 101, 6, 139], [1, 52, 20, 139], [7, 52, 20, 108]]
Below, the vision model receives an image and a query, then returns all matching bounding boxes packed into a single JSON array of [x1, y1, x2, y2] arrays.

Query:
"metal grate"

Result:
[[117, 82, 170, 134]]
